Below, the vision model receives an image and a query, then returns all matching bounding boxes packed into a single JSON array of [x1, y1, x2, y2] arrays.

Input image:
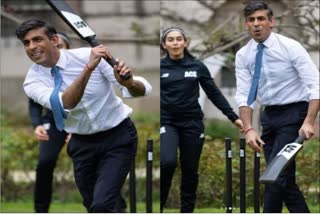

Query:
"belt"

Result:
[[72, 118, 131, 141], [264, 101, 308, 111]]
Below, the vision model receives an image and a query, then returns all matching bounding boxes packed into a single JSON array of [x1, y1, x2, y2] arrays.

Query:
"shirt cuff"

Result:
[[309, 92, 320, 100], [58, 92, 70, 114], [237, 101, 255, 109]]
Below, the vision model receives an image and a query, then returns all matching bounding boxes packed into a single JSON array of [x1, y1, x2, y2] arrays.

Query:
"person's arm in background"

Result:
[[199, 63, 244, 132], [29, 98, 49, 141]]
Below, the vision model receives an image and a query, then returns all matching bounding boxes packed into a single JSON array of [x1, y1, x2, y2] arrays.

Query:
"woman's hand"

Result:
[[234, 119, 245, 133]]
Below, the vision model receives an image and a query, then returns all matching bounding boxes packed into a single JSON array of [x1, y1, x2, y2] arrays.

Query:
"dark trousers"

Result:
[[261, 102, 310, 213], [160, 119, 204, 213], [67, 118, 137, 213], [34, 123, 68, 213]]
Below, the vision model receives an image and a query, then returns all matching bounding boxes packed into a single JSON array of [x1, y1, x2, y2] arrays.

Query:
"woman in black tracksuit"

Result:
[[160, 27, 244, 213]]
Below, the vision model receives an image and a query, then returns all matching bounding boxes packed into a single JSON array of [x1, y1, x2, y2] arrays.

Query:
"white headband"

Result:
[[162, 28, 186, 41]]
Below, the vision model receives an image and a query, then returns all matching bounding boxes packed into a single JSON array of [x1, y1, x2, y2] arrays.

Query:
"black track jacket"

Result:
[[160, 54, 239, 122]]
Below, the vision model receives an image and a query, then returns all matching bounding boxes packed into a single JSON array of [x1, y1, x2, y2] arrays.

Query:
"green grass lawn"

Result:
[[1, 202, 86, 213], [0, 201, 160, 213], [1, 201, 319, 213]]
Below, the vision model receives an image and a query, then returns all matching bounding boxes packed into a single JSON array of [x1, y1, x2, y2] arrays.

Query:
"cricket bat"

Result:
[[46, 0, 131, 80], [259, 133, 305, 184]]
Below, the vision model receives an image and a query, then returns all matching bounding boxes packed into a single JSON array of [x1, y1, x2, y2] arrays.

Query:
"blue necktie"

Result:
[[50, 66, 67, 131], [247, 43, 265, 106]]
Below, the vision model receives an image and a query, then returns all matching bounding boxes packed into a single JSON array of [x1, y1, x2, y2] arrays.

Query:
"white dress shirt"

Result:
[[24, 48, 152, 134], [235, 32, 319, 108]]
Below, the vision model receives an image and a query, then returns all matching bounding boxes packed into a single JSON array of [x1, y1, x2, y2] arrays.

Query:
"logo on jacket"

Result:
[[184, 71, 197, 78], [161, 73, 169, 78], [160, 126, 166, 134]]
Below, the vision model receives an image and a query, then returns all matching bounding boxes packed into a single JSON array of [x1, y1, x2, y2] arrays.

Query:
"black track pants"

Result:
[[160, 119, 204, 213]]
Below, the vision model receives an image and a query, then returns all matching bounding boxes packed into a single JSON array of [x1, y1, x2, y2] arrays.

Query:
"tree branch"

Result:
[[195, 0, 217, 11], [198, 33, 249, 59]]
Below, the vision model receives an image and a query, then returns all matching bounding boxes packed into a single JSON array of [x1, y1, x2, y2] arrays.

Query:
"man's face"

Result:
[[245, 10, 274, 42], [22, 28, 59, 67]]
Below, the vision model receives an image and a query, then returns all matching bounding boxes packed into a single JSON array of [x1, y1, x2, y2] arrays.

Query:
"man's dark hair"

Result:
[[243, 1, 273, 20], [16, 20, 57, 41]]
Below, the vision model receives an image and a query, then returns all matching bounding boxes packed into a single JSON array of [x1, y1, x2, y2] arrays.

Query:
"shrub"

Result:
[[1, 111, 74, 201], [204, 119, 240, 141]]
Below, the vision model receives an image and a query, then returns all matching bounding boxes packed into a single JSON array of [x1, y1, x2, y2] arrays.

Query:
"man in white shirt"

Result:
[[235, 1, 319, 213], [16, 20, 152, 212]]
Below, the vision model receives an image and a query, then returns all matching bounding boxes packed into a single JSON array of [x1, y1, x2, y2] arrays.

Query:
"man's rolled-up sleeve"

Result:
[[235, 52, 255, 109]]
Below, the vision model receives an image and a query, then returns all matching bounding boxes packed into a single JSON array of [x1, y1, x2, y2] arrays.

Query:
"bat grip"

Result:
[[86, 37, 132, 80], [296, 133, 305, 144]]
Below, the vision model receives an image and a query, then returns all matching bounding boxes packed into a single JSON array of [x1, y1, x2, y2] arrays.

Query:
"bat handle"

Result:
[[103, 56, 132, 80], [296, 133, 305, 144], [86, 36, 132, 80], [86, 37, 100, 47]]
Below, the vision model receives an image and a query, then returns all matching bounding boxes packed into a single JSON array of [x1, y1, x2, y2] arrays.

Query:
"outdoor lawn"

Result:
[[1, 201, 319, 213], [1, 113, 319, 213]]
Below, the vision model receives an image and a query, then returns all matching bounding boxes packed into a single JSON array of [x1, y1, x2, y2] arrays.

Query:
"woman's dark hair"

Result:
[[160, 27, 194, 58], [16, 20, 57, 41], [243, 1, 273, 21], [57, 32, 71, 49]]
